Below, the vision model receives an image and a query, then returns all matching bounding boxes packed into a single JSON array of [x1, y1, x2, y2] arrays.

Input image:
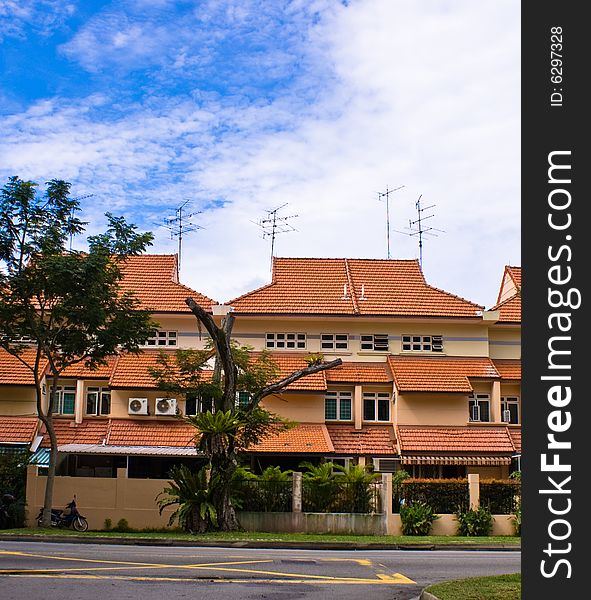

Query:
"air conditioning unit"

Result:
[[503, 409, 512, 423], [155, 398, 177, 416], [373, 458, 400, 473], [128, 397, 148, 415], [432, 335, 443, 352]]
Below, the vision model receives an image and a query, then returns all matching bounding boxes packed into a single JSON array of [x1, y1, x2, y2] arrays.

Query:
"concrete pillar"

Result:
[[354, 385, 363, 429], [491, 381, 502, 422], [468, 473, 480, 509], [381, 473, 395, 535], [292, 471, 302, 513], [358, 456, 366, 468], [75, 379, 85, 424]]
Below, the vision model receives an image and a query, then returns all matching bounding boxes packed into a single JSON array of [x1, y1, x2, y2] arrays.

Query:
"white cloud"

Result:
[[1, 0, 520, 308]]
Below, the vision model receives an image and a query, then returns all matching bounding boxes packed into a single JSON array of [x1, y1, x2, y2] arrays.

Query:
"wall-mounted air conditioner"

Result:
[[155, 398, 177, 416], [128, 397, 149, 415]]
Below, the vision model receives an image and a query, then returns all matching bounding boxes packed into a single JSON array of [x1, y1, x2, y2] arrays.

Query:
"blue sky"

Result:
[[0, 0, 520, 307]]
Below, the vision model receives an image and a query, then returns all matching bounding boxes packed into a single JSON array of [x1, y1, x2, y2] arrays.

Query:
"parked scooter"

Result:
[[37, 496, 88, 531]]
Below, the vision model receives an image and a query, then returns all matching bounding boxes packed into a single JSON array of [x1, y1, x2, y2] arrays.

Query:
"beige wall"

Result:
[[261, 392, 326, 422], [0, 386, 37, 416], [396, 393, 471, 426], [142, 313, 209, 350], [385, 513, 516, 536], [488, 327, 521, 359], [230, 318, 490, 359], [26, 466, 175, 530]]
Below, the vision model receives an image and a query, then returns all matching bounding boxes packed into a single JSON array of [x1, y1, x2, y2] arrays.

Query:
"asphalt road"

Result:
[[0, 541, 521, 600]]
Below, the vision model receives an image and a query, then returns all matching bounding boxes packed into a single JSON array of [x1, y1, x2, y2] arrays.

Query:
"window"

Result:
[[236, 391, 251, 409], [185, 393, 214, 416], [401, 335, 443, 352], [86, 387, 111, 416], [469, 394, 491, 422], [360, 334, 389, 352], [363, 392, 390, 421], [320, 334, 349, 351], [324, 391, 353, 421], [265, 333, 306, 350], [501, 396, 520, 424], [52, 386, 76, 415], [143, 330, 178, 347]]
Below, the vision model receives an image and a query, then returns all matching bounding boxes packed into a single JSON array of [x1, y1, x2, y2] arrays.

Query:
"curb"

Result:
[[419, 592, 441, 600], [0, 534, 521, 551]]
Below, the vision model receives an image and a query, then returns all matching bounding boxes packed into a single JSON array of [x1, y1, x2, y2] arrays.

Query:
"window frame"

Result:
[[265, 332, 307, 350], [468, 393, 491, 422], [501, 396, 520, 424], [401, 334, 444, 352], [85, 386, 111, 416], [142, 330, 178, 347], [324, 390, 353, 422], [360, 334, 389, 352], [362, 392, 391, 422], [320, 333, 349, 351], [52, 385, 76, 415]]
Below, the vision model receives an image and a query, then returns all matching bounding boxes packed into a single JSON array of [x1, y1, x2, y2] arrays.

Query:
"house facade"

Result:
[[0, 255, 521, 527]]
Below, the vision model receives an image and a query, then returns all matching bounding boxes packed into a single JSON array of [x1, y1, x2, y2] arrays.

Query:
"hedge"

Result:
[[479, 480, 521, 514], [397, 479, 469, 514]]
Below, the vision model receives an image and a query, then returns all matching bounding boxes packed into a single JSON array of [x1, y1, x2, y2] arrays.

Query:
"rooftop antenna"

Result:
[[161, 199, 203, 275], [69, 194, 94, 251], [377, 185, 404, 259], [394, 195, 445, 267], [252, 203, 298, 271]]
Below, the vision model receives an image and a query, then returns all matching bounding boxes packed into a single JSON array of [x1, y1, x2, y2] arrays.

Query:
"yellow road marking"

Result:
[[2, 573, 416, 585]]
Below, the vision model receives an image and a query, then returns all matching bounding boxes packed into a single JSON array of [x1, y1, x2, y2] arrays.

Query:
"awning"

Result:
[[401, 455, 512, 466], [58, 444, 202, 457], [29, 447, 50, 466]]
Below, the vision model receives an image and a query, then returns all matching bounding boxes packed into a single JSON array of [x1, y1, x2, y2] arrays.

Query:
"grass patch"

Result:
[[426, 573, 520, 600], [0, 528, 520, 545]]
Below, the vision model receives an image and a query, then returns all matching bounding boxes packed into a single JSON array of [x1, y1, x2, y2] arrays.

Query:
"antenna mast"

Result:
[[377, 185, 404, 259], [69, 193, 94, 251], [253, 203, 298, 271], [161, 199, 203, 274], [394, 195, 445, 267]]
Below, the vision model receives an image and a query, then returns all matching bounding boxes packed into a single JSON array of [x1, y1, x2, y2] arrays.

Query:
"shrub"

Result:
[[104, 518, 112, 530], [456, 506, 493, 536], [401, 479, 469, 514], [114, 518, 131, 532], [479, 480, 521, 514], [400, 501, 439, 535], [513, 502, 521, 536]]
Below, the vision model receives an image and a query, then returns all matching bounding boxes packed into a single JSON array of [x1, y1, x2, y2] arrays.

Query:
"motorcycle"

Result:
[[37, 496, 89, 532]]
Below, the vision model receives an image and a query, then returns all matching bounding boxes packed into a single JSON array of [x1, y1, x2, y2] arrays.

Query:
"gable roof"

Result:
[[491, 294, 521, 324], [0, 416, 39, 444], [119, 254, 215, 313], [0, 348, 48, 386], [387, 355, 500, 393], [228, 258, 483, 318], [326, 424, 396, 455], [491, 265, 521, 323]]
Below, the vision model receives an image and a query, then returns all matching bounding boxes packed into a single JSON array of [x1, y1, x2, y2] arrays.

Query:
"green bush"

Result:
[[400, 501, 439, 535], [401, 479, 469, 514], [114, 518, 131, 532], [104, 518, 112, 530], [456, 506, 493, 536], [479, 480, 521, 514], [0, 451, 27, 528]]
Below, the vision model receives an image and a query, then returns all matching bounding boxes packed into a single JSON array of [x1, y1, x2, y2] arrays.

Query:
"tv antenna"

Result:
[[161, 199, 203, 274], [377, 184, 404, 259], [394, 195, 445, 267], [69, 193, 94, 251], [252, 203, 298, 271]]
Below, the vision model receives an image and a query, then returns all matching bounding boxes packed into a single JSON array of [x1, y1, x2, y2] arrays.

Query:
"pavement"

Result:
[[0, 532, 520, 551]]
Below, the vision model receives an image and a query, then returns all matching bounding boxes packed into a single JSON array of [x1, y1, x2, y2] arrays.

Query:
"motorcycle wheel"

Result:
[[72, 516, 88, 532]]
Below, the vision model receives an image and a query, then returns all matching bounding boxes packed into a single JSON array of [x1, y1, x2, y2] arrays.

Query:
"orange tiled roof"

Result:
[[326, 425, 396, 455], [492, 294, 521, 324], [54, 356, 117, 380], [387, 356, 499, 393], [0, 348, 48, 385], [107, 419, 197, 447], [41, 419, 109, 447], [252, 353, 328, 391], [228, 258, 483, 318], [249, 423, 334, 453], [397, 425, 516, 454], [508, 427, 522, 453], [492, 359, 521, 381], [507, 266, 521, 289], [0, 416, 39, 444], [325, 361, 392, 384], [119, 254, 215, 313]]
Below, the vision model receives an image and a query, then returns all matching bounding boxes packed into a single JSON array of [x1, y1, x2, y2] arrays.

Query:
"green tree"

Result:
[[0, 176, 156, 526], [150, 306, 342, 530]]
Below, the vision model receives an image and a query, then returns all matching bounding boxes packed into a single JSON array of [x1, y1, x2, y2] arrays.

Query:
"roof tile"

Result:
[[0, 348, 48, 386], [492, 359, 521, 381], [41, 419, 109, 447], [249, 423, 333, 453], [107, 419, 197, 447], [325, 361, 392, 384], [0, 416, 39, 444], [229, 258, 483, 318], [387, 355, 500, 393], [326, 425, 396, 455]]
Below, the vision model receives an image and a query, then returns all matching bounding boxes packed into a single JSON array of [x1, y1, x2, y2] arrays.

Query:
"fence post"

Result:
[[381, 473, 394, 534], [468, 473, 480, 509], [292, 471, 302, 513]]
